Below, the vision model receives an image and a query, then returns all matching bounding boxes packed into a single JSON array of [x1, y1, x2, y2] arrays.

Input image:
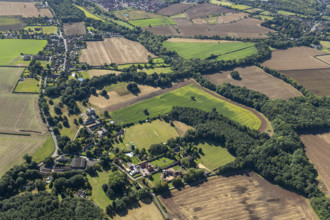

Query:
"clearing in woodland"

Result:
[[0, 2, 53, 18], [114, 120, 179, 151], [301, 132, 330, 192], [204, 66, 302, 100], [80, 38, 156, 66], [63, 22, 86, 36], [163, 39, 256, 60], [161, 172, 317, 220], [111, 84, 261, 130]]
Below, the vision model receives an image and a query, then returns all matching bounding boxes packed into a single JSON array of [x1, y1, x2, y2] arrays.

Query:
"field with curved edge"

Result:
[[111, 84, 261, 130], [163, 40, 256, 60]]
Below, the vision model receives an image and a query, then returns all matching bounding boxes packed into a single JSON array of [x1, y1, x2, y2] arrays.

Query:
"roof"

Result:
[[71, 157, 86, 169]]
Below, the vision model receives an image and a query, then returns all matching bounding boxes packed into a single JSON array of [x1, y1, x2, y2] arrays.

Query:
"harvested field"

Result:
[[192, 18, 207, 24], [89, 84, 161, 109], [143, 25, 178, 36], [262, 47, 329, 71], [161, 172, 317, 220], [301, 133, 330, 193], [316, 54, 330, 65], [172, 17, 192, 25], [280, 68, 330, 96], [185, 3, 234, 19], [80, 38, 156, 65], [204, 66, 302, 100], [157, 3, 194, 16], [87, 69, 121, 77], [218, 12, 248, 23], [0, 2, 53, 18], [112, 201, 163, 220], [63, 22, 86, 36], [0, 134, 46, 177]]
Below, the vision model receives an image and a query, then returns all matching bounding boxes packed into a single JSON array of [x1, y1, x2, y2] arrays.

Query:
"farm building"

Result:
[[71, 157, 87, 169]]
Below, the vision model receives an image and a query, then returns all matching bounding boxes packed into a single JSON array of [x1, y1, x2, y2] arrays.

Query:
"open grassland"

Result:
[[301, 133, 330, 192], [210, 0, 233, 7], [115, 120, 179, 151], [195, 141, 235, 171], [74, 4, 104, 21], [24, 26, 58, 34], [161, 172, 317, 220], [14, 78, 40, 93], [163, 40, 255, 60], [32, 135, 55, 163], [0, 39, 47, 66], [217, 46, 257, 61], [87, 69, 122, 77], [80, 38, 156, 66], [0, 134, 46, 177], [114, 9, 161, 21], [280, 68, 330, 96], [204, 66, 302, 100], [138, 67, 172, 75], [112, 201, 163, 220], [0, 2, 53, 18], [111, 84, 261, 130], [63, 22, 86, 36], [262, 47, 329, 70], [157, 3, 194, 16], [129, 17, 176, 27]]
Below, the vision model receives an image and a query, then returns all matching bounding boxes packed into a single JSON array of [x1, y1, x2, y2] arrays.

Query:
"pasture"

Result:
[[0, 16, 24, 30], [262, 47, 329, 71], [32, 135, 55, 163], [0, 134, 47, 177], [111, 84, 261, 130], [280, 68, 330, 96], [80, 38, 156, 66], [204, 66, 302, 100], [24, 26, 58, 34], [138, 67, 172, 75], [161, 172, 317, 220], [74, 4, 104, 21], [129, 17, 175, 27], [163, 39, 256, 60], [14, 78, 40, 93], [63, 22, 86, 36], [301, 133, 330, 192], [115, 120, 179, 151], [0, 39, 47, 66], [195, 141, 235, 171]]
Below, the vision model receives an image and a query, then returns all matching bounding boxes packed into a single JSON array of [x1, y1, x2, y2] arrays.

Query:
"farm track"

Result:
[[107, 80, 268, 133]]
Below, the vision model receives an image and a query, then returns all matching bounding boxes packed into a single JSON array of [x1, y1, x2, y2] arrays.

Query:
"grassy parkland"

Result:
[[111, 84, 261, 130]]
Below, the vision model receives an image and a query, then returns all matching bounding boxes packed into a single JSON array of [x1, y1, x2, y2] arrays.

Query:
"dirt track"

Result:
[[106, 80, 268, 133]]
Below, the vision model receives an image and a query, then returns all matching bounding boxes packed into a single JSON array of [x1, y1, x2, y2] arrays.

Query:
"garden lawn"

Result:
[[151, 157, 174, 168], [163, 41, 255, 60], [111, 84, 261, 130], [87, 171, 112, 211], [195, 141, 235, 171], [0, 39, 47, 66], [115, 120, 179, 150], [129, 17, 176, 27], [14, 78, 40, 93]]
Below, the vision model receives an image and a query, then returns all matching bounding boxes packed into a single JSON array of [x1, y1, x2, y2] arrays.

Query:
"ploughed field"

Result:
[[0, 2, 53, 18], [204, 66, 302, 100], [80, 38, 156, 66], [157, 3, 194, 16], [161, 172, 317, 220]]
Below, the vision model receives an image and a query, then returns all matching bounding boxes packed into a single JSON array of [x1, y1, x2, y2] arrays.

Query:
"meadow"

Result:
[[32, 135, 55, 162], [14, 78, 40, 93], [0, 16, 21, 26], [195, 141, 235, 171], [129, 17, 176, 27], [163, 40, 256, 60], [74, 4, 104, 21], [115, 120, 179, 151], [24, 26, 58, 34], [0, 39, 47, 66], [111, 84, 261, 130], [137, 67, 172, 75]]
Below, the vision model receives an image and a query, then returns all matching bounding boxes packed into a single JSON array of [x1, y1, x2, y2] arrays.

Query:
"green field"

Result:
[[129, 17, 176, 27], [320, 41, 330, 53], [87, 171, 112, 211], [14, 78, 40, 93], [138, 67, 172, 75], [195, 141, 235, 171], [111, 84, 261, 130], [32, 135, 55, 162], [114, 9, 161, 21], [163, 41, 256, 60], [231, 4, 251, 10], [115, 120, 179, 150], [210, 0, 233, 7], [0, 39, 47, 66], [24, 26, 58, 34], [74, 4, 105, 21], [0, 16, 21, 26], [150, 157, 175, 168]]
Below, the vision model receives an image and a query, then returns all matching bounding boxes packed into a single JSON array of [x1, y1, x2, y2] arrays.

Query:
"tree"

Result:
[[148, 144, 168, 156], [126, 83, 140, 95], [230, 71, 241, 80], [44, 157, 54, 167], [104, 110, 109, 118], [23, 154, 32, 164], [35, 179, 46, 191], [172, 177, 183, 188]]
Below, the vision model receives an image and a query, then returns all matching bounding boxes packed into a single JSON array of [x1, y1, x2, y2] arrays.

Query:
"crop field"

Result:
[[0, 2, 53, 18], [316, 55, 330, 65], [195, 141, 235, 171], [0, 134, 47, 177], [129, 17, 176, 27], [280, 68, 330, 96], [217, 12, 248, 23], [63, 22, 86, 36], [262, 47, 329, 71], [0, 16, 24, 30], [143, 25, 178, 35], [111, 84, 261, 130], [114, 9, 161, 21], [80, 38, 156, 66], [161, 172, 317, 220], [87, 69, 121, 77], [163, 39, 255, 60], [24, 26, 58, 34], [301, 133, 330, 192], [184, 3, 234, 19], [115, 120, 179, 151], [172, 17, 192, 25], [204, 66, 302, 100], [157, 3, 194, 16], [14, 78, 40, 93], [0, 39, 47, 66]]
